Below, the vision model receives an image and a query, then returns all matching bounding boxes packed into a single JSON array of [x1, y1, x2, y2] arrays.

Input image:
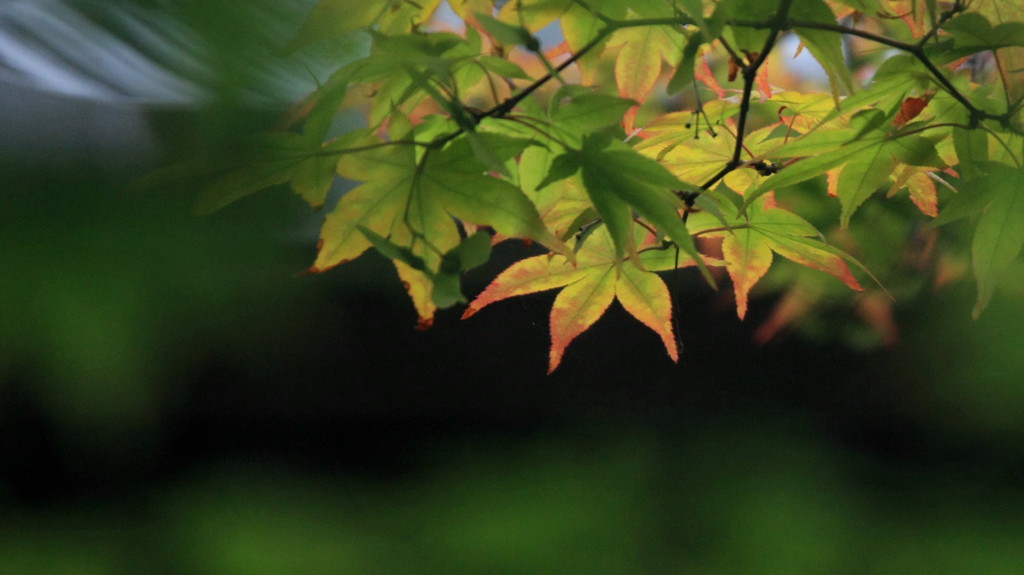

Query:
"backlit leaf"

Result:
[[475, 13, 541, 50], [579, 136, 713, 284], [464, 226, 693, 372], [742, 132, 885, 210], [666, 30, 705, 95], [310, 133, 567, 325], [970, 164, 1024, 318], [548, 261, 617, 372], [477, 55, 532, 79], [834, 145, 895, 228], [717, 0, 774, 54], [793, 0, 855, 101], [722, 226, 774, 319], [610, 24, 683, 130], [888, 166, 939, 217], [550, 92, 637, 138], [561, 0, 625, 81], [974, 0, 1024, 110], [942, 13, 1024, 55], [191, 134, 311, 215], [189, 131, 375, 215], [163, 0, 1024, 366], [633, 102, 744, 186], [702, 195, 863, 318]]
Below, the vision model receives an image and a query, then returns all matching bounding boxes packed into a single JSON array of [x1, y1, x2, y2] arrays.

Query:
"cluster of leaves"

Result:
[[154, 0, 1024, 372]]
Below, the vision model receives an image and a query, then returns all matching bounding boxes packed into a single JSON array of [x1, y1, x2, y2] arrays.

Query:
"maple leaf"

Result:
[[691, 194, 863, 319], [464, 226, 706, 373], [308, 131, 570, 326], [771, 91, 840, 135], [136, 126, 372, 216], [791, 0, 856, 103], [887, 165, 939, 217], [744, 107, 945, 226], [539, 135, 715, 285], [968, 164, 1024, 318], [694, 51, 726, 98], [518, 146, 593, 239], [608, 24, 683, 132], [892, 94, 932, 127], [635, 102, 779, 190], [634, 106, 739, 186], [557, 0, 627, 84]]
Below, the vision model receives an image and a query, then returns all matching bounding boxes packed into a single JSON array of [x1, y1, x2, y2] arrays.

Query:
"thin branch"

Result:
[[402, 147, 432, 242], [501, 114, 576, 149], [478, 31, 609, 121], [636, 241, 677, 254], [916, 0, 967, 47], [692, 223, 752, 238], [301, 14, 697, 163], [698, 0, 794, 192], [782, 19, 913, 50], [633, 217, 661, 237], [570, 0, 614, 26], [784, 19, 1009, 127], [479, 13, 691, 120], [716, 36, 743, 64]]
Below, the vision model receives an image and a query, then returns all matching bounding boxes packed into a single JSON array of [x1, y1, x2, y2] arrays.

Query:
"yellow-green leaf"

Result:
[[464, 227, 690, 372]]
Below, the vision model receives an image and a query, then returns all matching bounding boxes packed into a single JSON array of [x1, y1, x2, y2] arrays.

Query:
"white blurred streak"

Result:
[[0, 0, 206, 103]]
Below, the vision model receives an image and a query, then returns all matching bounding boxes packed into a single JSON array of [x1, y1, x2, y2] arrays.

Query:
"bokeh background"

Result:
[[2, 1, 1023, 573]]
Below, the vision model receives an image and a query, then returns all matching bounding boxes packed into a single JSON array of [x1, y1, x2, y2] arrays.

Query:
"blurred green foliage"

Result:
[[2, 423, 1024, 574]]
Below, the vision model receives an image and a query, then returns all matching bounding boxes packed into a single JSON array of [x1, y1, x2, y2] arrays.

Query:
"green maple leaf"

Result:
[[309, 132, 570, 326], [793, 0, 856, 102], [969, 164, 1024, 318], [285, 0, 443, 52], [743, 115, 944, 226], [463, 226, 711, 373], [136, 127, 373, 215], [576, 135, 715, 285]]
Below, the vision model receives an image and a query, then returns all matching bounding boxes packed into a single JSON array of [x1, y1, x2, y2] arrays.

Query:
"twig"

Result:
[[692, 223, 752, 238], [784, 19, 1011, 127], [699, 0, 794, 192]]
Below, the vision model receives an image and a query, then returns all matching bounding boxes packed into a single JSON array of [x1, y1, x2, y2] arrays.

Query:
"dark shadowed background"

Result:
[[2, 1, 1023, 573]]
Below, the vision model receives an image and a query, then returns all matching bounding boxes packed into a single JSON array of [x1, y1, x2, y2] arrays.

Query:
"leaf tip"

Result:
[[547, 359, 560, 375], [971, 295, 991, 320], [415, 317, 434, 331], [547, 347, 564, 374]]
